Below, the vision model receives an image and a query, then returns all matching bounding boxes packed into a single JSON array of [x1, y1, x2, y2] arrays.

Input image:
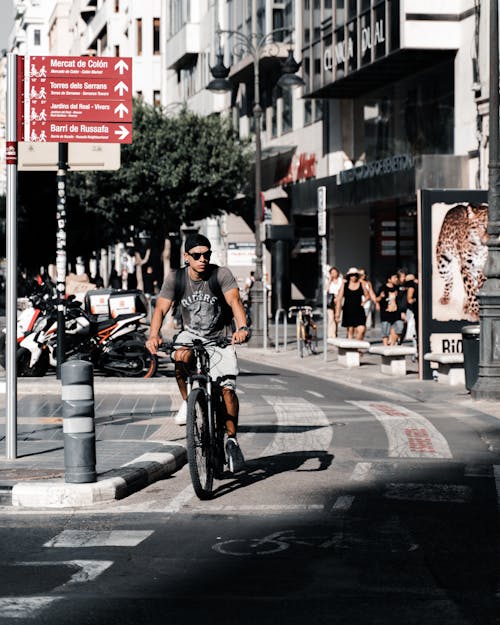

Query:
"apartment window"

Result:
[[170, 0, 190, 35], [115, 0, 119, 11], [115, 45, 120, 56], [33, 29, 41, 46], [282, 87, 293, 133], [273, 1, 293, 42], [136, 91, 143, 100], [153, 18, 161, 54], [136, 18, 142, 56], [153, 90, 161, 107]]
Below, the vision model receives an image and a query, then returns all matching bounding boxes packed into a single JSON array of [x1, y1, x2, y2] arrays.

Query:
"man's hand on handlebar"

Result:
[[146, 335, 163, 354], [232, 327, 250, 345]]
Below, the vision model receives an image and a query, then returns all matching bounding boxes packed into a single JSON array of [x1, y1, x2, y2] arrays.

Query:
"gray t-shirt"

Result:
[[159, 265, 238, 338]]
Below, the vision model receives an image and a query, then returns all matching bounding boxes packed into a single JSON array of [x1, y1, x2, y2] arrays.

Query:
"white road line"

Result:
[[331, 495, 355, 511], [191, 504, 324, 513], [44, 530, 153, 548], [19, 560, 114, 590], [494, 465, 500, 508], [0, 597, 61, 619], [305, 390, 324, 398], [261, 395, 333, 456], [348, 401, 452, 459], [161, 483, 195, 513], [350, 462, 373, 482]]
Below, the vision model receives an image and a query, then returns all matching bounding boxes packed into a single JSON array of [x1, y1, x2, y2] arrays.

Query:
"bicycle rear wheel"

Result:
[[186, 386, 214, 500]]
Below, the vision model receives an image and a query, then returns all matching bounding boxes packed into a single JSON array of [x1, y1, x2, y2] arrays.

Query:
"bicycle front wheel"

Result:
[[186, 387, 214, 500]]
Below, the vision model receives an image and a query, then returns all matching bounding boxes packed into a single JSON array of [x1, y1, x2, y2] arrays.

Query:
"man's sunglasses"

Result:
[[187, 250, 212, 261]]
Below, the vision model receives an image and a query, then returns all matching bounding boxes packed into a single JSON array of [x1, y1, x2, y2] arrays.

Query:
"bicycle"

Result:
[[288, 305, 318, 357], [165, 336, 232, 500]]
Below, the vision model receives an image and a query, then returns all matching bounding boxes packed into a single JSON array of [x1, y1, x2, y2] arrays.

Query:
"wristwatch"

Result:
[[238, 326, 249, 332]]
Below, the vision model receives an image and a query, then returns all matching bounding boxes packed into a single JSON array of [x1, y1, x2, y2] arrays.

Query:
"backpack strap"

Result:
[[172, 266, 186, 315]]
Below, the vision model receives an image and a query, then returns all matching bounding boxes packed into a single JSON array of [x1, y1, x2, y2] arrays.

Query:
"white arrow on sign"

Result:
[[114, 102, 129, 119], [114, 125, 130, 141], [114, 59, 129, 74], [114, 81, 129, 96]]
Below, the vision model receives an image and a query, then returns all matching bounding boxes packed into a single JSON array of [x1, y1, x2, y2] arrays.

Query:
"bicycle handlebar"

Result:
[[163, 336, 232, 351]]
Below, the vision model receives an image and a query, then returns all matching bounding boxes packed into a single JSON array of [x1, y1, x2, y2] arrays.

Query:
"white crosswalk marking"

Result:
[[0, 597, 61, 619], [44, 530, 153, 548], [331, 495, 355, 511], [348, 401, 452, 458]]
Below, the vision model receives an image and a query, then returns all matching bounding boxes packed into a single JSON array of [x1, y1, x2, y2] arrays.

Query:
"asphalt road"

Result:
[[1, 359, 499, 625]]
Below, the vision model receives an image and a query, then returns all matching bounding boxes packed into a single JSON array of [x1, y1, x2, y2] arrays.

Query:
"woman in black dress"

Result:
[[335, 267, 370, 339]]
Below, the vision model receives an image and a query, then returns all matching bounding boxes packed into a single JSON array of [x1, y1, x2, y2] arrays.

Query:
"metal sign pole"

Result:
[[56, 143, 68, 379], [5, 53, 18, 459], [318, 186, 328, 362]]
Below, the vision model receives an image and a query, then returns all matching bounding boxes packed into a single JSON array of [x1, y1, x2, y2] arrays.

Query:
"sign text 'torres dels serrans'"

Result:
[[22, 55, 133, 143]]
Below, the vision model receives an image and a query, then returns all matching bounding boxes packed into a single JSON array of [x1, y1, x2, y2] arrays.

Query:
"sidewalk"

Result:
[[1, 332, 499, 510], [0, 374, 187, 508]]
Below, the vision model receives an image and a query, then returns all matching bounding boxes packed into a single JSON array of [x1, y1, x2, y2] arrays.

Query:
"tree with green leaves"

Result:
[[68, 100, 252, 243]]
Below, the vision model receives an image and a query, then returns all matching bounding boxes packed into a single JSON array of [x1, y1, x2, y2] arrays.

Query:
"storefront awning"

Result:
[[251, 145, 296, 191]]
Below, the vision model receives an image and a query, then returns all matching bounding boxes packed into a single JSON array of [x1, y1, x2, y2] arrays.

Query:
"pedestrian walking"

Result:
[[242, 270, 255, 326], [376, 272, 406, 345], [335, 267, 370, 340], [325, 266, 343, 338], [358, 268, 377, 329]]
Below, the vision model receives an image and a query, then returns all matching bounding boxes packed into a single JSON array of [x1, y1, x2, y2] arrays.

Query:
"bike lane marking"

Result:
[[347, 401, 452, 458], [261, 395, 333, 456]]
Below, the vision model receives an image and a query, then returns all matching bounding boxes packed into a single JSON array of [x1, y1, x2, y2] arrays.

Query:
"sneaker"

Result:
[[175, 400, 187, 425], [226, 436, 245, 474]]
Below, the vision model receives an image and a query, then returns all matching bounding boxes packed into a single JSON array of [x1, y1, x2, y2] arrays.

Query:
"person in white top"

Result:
[[325, 266, 343, 338]]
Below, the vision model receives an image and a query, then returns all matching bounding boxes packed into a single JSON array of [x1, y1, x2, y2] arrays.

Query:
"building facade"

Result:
[[2, 0, 492, 307]]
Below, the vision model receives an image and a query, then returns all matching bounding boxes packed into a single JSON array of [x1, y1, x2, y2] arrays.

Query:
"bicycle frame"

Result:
[[169, 337, 230, 498]]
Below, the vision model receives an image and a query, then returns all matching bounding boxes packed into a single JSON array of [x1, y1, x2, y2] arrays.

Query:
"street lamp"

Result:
[[207, 29, 304, 348], [472, 0, 500, 400]]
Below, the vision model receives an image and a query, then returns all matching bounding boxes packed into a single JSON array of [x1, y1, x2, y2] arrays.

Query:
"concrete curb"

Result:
[[10, 444, 186, 508], [0, 377, 178, 395]]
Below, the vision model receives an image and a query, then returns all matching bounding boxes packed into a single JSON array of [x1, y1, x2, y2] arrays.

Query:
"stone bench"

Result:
[[369, 345, 416, 376], [424, 353, 465, 386], [328, 338, 370, 367]]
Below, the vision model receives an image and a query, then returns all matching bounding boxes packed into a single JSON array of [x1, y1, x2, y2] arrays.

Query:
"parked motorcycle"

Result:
[[1, 283, 157, 378]]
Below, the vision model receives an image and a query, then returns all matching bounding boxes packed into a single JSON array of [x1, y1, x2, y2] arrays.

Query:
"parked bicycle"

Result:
[[165, 336, 233, 500], [288, 305, 318, 357]]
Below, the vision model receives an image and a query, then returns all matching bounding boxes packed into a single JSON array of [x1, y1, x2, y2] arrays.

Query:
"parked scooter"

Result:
[[1, 281, 157, 378]]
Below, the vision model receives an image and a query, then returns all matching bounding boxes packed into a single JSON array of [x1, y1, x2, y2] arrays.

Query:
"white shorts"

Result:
[[173, 330, 239, 390]]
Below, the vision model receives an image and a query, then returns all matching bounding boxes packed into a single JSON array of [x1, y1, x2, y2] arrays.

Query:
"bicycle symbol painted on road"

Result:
[[212, 530, 339, 556], [212, 527, 419, 557]]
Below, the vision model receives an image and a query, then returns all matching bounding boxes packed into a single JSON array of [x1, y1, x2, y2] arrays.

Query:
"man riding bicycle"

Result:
[[146, 233, 249, 474]]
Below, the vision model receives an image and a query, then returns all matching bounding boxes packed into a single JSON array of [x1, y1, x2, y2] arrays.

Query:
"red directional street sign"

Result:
[[26, 122, 132, 144], [28, 56, 132, 80], [28, 98, 132, 123], [21, 55, 133, 144]]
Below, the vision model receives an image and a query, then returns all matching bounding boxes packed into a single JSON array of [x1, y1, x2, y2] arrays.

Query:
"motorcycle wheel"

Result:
[[16, 347, 49, 377], [103, 338, 158, 378]]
